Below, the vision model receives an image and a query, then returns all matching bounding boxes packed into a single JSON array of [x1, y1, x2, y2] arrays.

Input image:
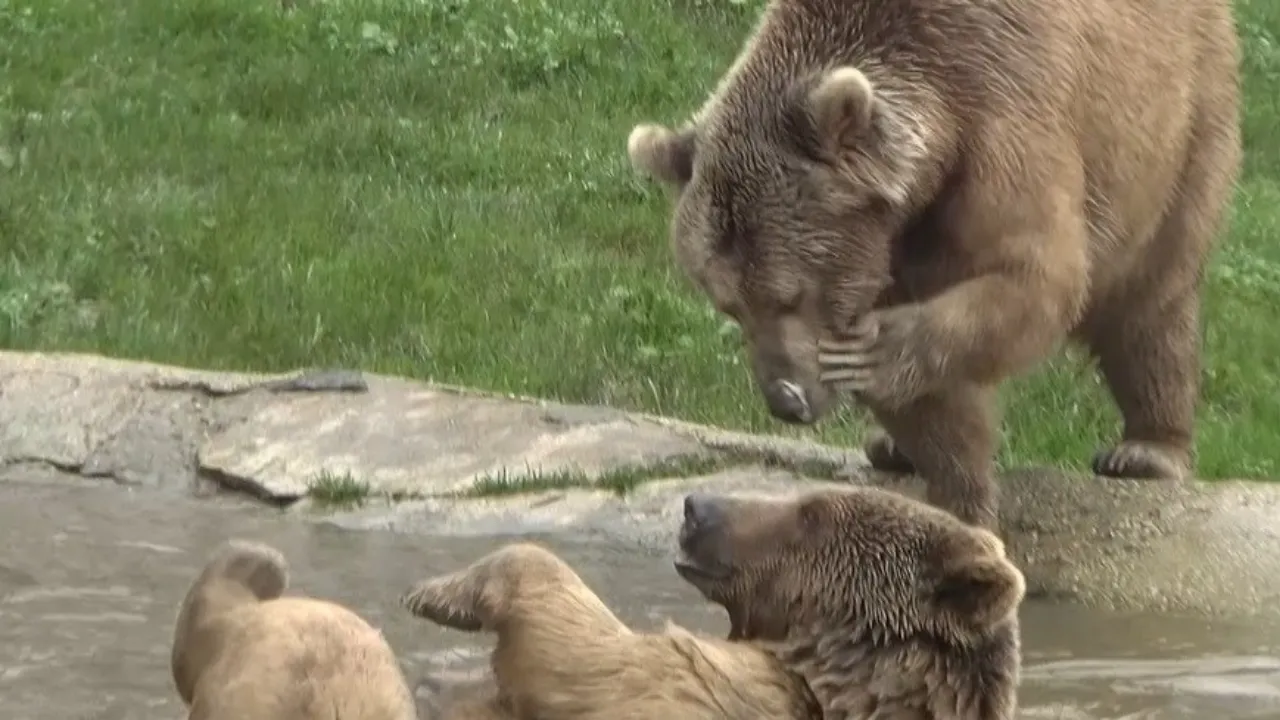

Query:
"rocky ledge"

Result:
[[3, 350, 1280, 621]]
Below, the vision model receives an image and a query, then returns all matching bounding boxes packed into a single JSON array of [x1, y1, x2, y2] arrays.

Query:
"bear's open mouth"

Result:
[[673, 552, 731, 582]]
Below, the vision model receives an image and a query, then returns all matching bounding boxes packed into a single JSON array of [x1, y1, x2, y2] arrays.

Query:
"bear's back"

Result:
[[193, 597, 416, 720]]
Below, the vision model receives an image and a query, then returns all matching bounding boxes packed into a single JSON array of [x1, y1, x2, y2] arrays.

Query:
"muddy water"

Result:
[[2, 480, 1279, 720]]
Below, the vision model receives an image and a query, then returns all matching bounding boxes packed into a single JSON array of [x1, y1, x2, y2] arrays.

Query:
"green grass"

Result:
[[2, 0, 1278, 478], [469, 455, 732, 498], [306, 470, 372, 507], [467, 449, 846, 497]]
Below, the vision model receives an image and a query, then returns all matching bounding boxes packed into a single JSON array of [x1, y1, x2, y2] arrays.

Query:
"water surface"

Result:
[[2, 480, 1278, 719]]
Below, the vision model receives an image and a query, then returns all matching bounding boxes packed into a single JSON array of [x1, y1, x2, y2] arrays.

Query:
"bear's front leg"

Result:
[[818, 267, 1082, 412], [400, 542, 629, 638], [818, 268, 1080, 530], [867, 382, 1001, 530], [821, 130, 1091, 413]]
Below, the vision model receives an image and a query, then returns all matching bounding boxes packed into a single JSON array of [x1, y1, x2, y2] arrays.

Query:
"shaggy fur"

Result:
[[626, 0, 1242, 529], [404, 485, 1025, 719], [170, 539, 417, 720]]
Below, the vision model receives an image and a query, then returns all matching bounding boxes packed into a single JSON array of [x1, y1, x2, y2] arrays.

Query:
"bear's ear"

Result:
[[932, 540, 1026, 632], [806, 66, 878, 153], [803, 65, 927, 205], [627, 123, 697, 187]]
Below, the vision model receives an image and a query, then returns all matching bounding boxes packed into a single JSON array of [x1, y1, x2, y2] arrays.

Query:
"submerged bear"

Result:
[[403, 485, 1026, 719], [626, 0, 1243, 529], [170, 539, 417, 720]]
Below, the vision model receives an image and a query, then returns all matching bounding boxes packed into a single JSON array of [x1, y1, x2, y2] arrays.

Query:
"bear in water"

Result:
[[405, 485, 1026, 719]]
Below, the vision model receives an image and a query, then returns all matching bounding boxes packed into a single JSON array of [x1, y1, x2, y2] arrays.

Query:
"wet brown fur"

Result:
[[403, 485, 1025, 719], [170, 539, 417, 720], [626, 0, 1243, 529]]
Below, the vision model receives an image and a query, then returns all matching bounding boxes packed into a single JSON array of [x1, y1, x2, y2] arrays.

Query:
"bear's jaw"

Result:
[[672, 554, 730, 584]]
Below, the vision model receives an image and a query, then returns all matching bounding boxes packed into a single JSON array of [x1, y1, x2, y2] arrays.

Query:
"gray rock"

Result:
[[4, 349, 1280, 620]]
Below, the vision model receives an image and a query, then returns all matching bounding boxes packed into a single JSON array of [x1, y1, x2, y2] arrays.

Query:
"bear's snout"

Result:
[[683, 492, 725, 534], [763, 379, 814, 424], [675, 493, 733, 584]]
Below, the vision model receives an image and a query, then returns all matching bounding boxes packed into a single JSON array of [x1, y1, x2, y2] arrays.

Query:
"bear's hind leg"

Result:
[[1088, 98, 1239, 481], [1087, 293, 1200, 481]]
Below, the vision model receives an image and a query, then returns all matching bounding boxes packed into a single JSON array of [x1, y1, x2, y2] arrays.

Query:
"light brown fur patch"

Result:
[[626, 0, 1243, 530], [401, 542, 822, 720], [171, 539, 417, 720]]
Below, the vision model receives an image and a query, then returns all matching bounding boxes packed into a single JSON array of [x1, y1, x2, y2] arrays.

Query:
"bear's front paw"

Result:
[[401, 571, 485, 632], [818, 305, 938, 411]]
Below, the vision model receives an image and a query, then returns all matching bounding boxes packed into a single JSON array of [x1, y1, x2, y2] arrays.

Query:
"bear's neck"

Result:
[[757, 620, 1019, 720]]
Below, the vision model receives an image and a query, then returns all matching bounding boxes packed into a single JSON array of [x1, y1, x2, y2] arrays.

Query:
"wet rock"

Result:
[[5, 350, 1280, 622], [0, 360, 143, 472], [78, 392, 206, 489]]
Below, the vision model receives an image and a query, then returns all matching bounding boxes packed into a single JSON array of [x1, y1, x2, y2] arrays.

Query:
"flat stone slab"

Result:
[[197, 376, 711, 499], [0, 351, 720, 499], [4, 350, 1280, 621]]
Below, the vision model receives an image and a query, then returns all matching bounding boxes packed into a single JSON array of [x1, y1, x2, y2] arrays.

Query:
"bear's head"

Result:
[[674, 485, 1024, 646], [628, 65, 931, 425]]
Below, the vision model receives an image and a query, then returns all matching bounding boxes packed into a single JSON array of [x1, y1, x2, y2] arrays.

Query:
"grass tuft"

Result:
[[307, 470, 372, 507]]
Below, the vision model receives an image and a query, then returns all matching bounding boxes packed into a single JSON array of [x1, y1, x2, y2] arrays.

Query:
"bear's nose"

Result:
[[764, 379, 813, 424], [683, 492, 723, 530]]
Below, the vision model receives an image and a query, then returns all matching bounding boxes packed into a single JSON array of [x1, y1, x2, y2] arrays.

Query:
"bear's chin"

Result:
[[672, 554, 733, 596]]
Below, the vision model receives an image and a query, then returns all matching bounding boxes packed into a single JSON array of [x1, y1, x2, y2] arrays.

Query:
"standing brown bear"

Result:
[[403, 485, 1025, 719], [626, 0, 1242, 529]]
